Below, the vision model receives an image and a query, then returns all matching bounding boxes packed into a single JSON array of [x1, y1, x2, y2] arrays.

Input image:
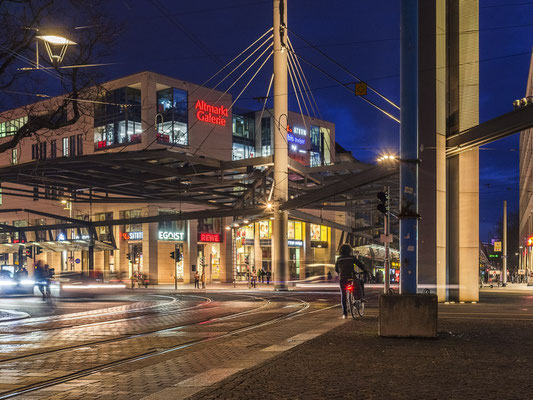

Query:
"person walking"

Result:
[[251, 269, 257, 288], [266, 270, 271, 285], [335, 244, 368, 319], [34, 261, 46, 300], [200, 271, 206, 289], [194, 271, 200, 289]]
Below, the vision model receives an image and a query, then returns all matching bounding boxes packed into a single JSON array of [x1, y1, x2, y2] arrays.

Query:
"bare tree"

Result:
[[0, 0, 119, 154]]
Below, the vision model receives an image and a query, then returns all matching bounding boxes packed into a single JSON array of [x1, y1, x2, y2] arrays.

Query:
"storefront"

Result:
[[197, 218, 223, 282], [258, 220, 272, 273], [235, 224, 254, 281], [288, 220, 304, 279], [157, 220, 187, 282]]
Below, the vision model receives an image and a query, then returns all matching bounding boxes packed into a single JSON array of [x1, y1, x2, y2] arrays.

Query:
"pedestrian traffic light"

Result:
[[35, 246, 42, 255], [170, 251, 176, 260], [126, 253, 131, 260], [377, 191, 389, 215], [175, 249, 182, 262], [25, 246, 33, 259]]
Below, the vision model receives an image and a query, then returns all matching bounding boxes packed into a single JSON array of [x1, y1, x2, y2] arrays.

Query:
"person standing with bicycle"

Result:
[[335, 244, 368, 319]]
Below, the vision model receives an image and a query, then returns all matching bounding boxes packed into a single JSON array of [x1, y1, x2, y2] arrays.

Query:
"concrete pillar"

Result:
[[254, 222, 262, 273], [418, 0, 447, 301], [447, 0, 479, 302], [183, 220, 197, 284], [220, 218, 233, 283], [141, 72, 157, 147], [272, 0, 289, 290], [142, 206, 159, 284]]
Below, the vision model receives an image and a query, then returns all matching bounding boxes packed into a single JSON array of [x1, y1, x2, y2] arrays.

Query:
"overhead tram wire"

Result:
[[254, 73, 274, 142], [290, 50, 400, 124], [287, 55, 311, 133], [143, 30, 273, 154], [288, 39, 318, 119], [287, 28, 400, 112]]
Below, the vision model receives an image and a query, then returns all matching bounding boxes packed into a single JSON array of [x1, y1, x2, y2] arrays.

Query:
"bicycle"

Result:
[[346, 273, 365, 319]]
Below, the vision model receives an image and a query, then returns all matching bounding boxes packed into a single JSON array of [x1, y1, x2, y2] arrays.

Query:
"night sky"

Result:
[[11, 0, 533, 240]]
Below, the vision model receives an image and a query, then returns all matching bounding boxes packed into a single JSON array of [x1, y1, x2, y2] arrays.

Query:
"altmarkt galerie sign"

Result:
[[195, 100, 229, 126]]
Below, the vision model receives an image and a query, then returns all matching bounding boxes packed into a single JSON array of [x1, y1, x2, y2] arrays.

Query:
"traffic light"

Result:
[[25, 246, 33, 259], [377, 191, 389, 215], [126, 253, 131, 260], [35, 246, 42, 255], [170, 251, 176, 260], [175, 249, 182, 262]]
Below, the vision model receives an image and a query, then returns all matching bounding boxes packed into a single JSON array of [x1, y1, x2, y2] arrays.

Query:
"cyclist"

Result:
[[335, 244, 368, 318]]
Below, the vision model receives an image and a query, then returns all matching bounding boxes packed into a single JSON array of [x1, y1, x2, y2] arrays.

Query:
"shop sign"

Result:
[[195, 100, 228, 127], [73, 234, 90, 240], [122, 231, 143, 240], [311, 241, 328, 248], [244, 239, 254, 246], [260, 239, 271, 247], [494, 241, 502, 252], [158, 231, 186, 241], [199, 233, 221, 242], [56, 232, 67, 241], [288, 239, 303, 247]]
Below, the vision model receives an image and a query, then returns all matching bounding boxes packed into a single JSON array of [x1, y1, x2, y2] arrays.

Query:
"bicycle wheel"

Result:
[[355, 299, 365, 317], [349, 292, 359, 319]]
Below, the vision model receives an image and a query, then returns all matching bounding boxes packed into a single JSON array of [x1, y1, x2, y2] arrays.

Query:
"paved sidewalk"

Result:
[[189, 308, 533, 399]]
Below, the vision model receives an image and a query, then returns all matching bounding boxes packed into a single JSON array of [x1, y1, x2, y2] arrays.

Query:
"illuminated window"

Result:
[[156, 88, 188, 146], [62, 137, 69, 157], [261, 117, 272, 156], [11, 148, 17, 165], [94, 87, 142, 149]]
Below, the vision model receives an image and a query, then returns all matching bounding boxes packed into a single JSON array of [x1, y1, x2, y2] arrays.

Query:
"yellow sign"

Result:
[[355, 82, 367, 96], [494, 241, 502, 252]]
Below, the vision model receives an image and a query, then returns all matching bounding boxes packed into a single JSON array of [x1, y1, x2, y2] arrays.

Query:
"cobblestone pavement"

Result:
[[0, 291, 344, 399], [189, 292, 533, 400], [2, 289, 532, 399]]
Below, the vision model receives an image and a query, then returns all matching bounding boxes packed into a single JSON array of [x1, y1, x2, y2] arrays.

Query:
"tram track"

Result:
[[0, 293, 270, 364], [0, 294, 310, 399]]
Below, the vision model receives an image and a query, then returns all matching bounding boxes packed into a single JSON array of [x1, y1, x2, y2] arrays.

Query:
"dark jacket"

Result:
[[335, 256, 367, 282]]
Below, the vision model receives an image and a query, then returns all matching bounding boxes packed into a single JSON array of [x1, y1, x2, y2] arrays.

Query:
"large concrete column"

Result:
[[141, 72, 157, 147], [447, 0, 479, 302], [220, 218, 233, 283], [183, 220, 197, 284], [418, 0, 447, 301], [272, 0, 289, 290], [142, 206, 159, 284]]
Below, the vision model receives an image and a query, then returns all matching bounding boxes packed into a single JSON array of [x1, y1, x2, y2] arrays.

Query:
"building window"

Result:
[[232, 142, 255, 160], [95, 212, 113, 241], [50, 140, 57, 158], [31, 144, 38, 160], [158, 211, 187, 235], [321, 127, 331, 165], [77, 134, 83, 155], [121, 209, 143, 233], [261, 117, 271, 156], [94, 87, 142, 149], [0, 116, 28, 138], [62, 137, 69, 157], [11, 148, 17, 165], [156, 88, 188, 146], [310, 151, 321, 167]]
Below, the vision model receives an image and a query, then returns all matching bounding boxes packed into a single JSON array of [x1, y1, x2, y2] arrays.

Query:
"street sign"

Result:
[[494, 241, 502, 252], [380, 234, 393, 243], [355, 82, 367, 96], [75, 258, 81, 264], [518, 269, 525, 274]]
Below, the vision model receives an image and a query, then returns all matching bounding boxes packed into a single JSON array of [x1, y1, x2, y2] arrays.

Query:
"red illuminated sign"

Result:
[[195, 100, 228, 126], [199, 233, 221, 243]]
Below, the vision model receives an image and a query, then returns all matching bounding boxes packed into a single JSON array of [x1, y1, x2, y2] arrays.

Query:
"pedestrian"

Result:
[[34, 261, 46, 300], [327, 271, 332, 281], [251, 269, 257, 288], [266, 270, 271, 285], [259, 269, 264, 283], [194, 271, 200, 289], [335, 244, 368, 319], [200, 271, 205, 289], [246, 269, 251, 289]]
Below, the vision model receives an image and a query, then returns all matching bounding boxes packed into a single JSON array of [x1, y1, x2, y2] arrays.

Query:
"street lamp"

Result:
[[33, 29, 76, 68], [377, 154, 397, 163]]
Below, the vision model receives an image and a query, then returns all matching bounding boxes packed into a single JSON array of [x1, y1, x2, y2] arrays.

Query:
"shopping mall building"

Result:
[[0, 71, 359, 284]]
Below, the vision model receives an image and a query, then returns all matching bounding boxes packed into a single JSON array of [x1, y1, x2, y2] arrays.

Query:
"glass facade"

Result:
[[232, 114, 255, 160], [94, 87, 142, 149], [156, 88, 188, 146], [261, 117, 272, 156]]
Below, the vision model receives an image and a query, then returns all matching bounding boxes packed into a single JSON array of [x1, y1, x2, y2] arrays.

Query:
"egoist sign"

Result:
[[195, 100, 229, 127]]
